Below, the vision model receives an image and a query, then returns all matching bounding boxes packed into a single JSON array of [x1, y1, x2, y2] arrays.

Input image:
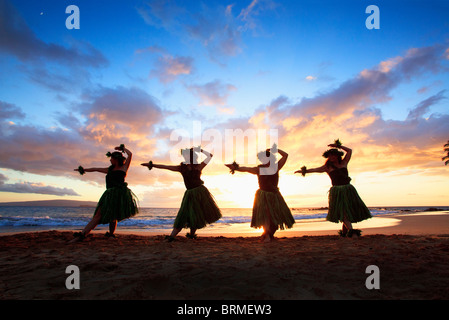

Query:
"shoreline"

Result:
[[1, 211, 448, 238]]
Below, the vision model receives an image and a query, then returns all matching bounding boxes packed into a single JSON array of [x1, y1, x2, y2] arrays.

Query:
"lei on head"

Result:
[[334, 139, 342, 148], [106, 144, 125, 158], [322, 139, 344, 158]]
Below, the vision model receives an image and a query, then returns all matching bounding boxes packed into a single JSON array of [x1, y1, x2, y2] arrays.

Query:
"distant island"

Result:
[[0, 199, 97, 207]]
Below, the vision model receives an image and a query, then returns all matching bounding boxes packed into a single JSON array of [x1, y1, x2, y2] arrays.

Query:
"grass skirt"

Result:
[[327, 184, 372, 223], [95, 184, 139, 224], [173, 185, 222, 229], [251, 189, 295, 230]]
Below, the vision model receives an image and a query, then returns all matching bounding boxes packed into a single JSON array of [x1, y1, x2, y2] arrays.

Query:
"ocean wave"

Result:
[[0, 206, 447, 229], [0, 216, 88, 227]]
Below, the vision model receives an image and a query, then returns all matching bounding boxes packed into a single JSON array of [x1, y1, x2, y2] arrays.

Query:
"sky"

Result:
[[0, 0, 449, 208]]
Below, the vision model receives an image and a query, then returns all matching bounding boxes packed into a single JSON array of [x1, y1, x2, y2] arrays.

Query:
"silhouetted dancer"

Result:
[[71, 144, 138, 242], [295, 140, 371, 237], [142, 147, 221, 241], [226, 145, 295, 242]]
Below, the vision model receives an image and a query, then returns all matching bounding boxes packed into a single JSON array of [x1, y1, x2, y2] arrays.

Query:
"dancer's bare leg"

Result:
[[189, 228, 197, 238], [109, 220, 117, 235], [342, 214, 352, 231], [169, 227, 182, 238], [70, 209, 101, 242], [342, 215, 359, 238], [83, 209, 102, 236]]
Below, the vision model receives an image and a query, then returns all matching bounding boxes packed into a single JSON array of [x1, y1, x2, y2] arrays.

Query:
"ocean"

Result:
[[1, 206, 448, 234]]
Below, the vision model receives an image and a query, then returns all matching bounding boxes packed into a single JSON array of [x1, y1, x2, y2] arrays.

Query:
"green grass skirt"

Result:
[[94, 184, 139, 224], [327, 184, 372, 223], [251, 189, 295, 230], [173, 185, 222, 229]]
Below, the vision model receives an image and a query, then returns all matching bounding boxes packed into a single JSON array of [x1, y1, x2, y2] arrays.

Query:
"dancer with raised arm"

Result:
[[71, 144, 138, 242], [295, 140, 371, 237], [141, 147, 221, 241], [226, 145, 295, 242]]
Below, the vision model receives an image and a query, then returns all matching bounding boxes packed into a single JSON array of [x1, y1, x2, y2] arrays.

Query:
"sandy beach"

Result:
[[1, 212, 448, 300]]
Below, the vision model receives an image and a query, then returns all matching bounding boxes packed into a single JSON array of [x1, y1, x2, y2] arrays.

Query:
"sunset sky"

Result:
[[1, 0, 449, 208]]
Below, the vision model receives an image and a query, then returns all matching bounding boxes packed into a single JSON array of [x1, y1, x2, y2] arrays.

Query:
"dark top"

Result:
[[257, 166, 279, 193], [328, 167, 351, 186], [180, 164, 204, 190], [105, 169, 127, 189]]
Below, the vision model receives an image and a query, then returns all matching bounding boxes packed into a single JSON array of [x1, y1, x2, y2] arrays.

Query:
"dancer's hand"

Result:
[[294, 166, 307, 176]]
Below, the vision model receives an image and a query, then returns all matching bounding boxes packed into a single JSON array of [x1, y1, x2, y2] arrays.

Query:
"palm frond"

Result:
[[443, 141, 449, 165]]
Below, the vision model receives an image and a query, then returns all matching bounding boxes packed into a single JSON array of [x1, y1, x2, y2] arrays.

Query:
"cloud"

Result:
[[137, 0, 278, 62], [136, 0, 186, 31], [361, 90, 448, 151], [0, 181, 80, 196], [208, 43, 449, 172], [0, 174, 79, 196], [135, 45, 194, 84], [0, 0, 107, 92], [0, 101, 25, 120], [284, 44, 448, 123], [187, 80, 237, 107], [151, 53, 194, 84], [417, 80, 443, 94], [185, 6, 242, 60], [406, 90, 446, 121], [0, 85, 166, 179], [79, 86, 164, 143], [0, 120, 85, 175], [217, 106, 236, 115], [237, 0, 279, 33], [0, 0, 107, 67]]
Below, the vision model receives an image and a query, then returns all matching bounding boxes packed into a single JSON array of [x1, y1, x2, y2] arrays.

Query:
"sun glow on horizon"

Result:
[[206, 174, 258, 209]]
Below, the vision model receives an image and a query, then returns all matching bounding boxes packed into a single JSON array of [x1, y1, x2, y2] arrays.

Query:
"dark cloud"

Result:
[[0, 173, 79, 196], [280, 44, 449, 123], [0, 121, 85, 174], [0, 0, 108, 93], [363, 91, 449, 150], [0, 85, 166, 188], [0, 0, 107, 67], [78, 86, 164, 143], [251, 44, 447, 128], [0, 101, 25, 120], [406, 90, 446, 121]]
